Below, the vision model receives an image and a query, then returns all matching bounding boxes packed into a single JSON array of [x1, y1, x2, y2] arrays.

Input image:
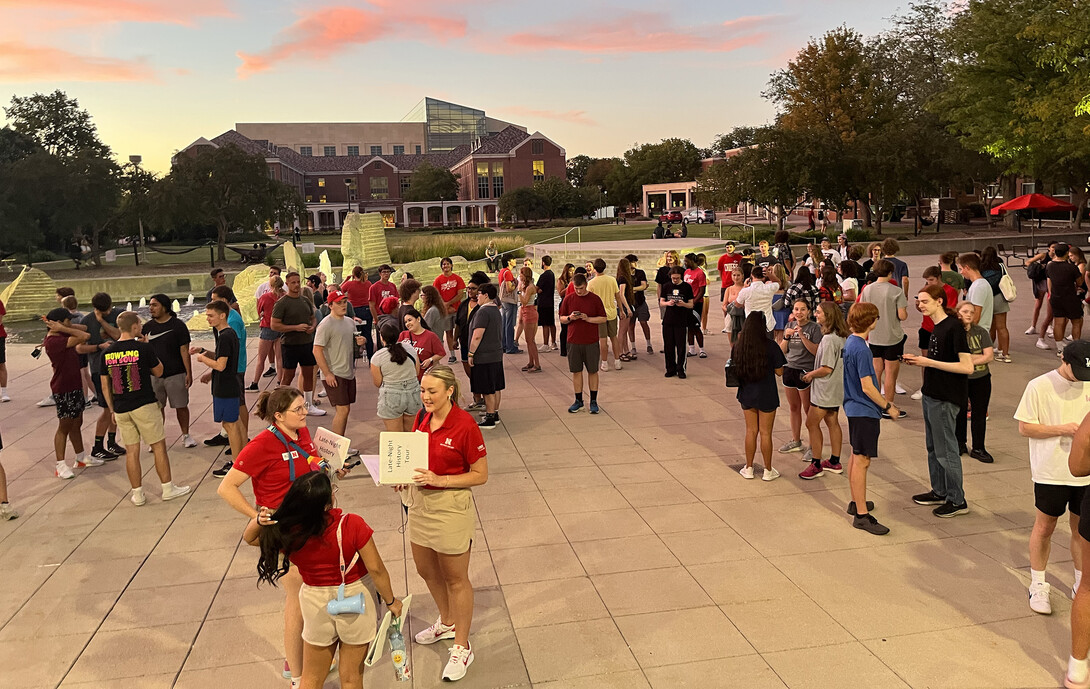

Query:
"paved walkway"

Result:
[[0, 256, 1078, 688]]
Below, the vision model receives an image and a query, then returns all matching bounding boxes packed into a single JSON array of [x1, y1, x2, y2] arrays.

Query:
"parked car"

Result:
[[660, 210, 683, 223], [685, 209, 716, 223]]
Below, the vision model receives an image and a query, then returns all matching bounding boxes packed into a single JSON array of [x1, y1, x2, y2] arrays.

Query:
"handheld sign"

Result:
[[376, 432, 427, 485], [312, 427, 350, 472]]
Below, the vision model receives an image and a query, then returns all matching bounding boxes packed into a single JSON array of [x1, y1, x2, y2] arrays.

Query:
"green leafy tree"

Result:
[[566, 155, 594, 188], [402, 162, 460, 202], [498, 187, 546, 225], [624, 138, 703, 186], [4, 90, 110, 158]]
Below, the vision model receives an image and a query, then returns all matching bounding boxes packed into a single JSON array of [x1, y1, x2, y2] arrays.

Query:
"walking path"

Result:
[[0, 255, 1077, 688]]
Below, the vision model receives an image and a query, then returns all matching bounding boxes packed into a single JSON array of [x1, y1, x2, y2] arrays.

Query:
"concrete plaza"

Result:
[[0, 254, 1079, 688]]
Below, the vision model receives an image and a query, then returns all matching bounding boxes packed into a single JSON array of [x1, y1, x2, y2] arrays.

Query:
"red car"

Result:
[[659, 210, 683, 223]]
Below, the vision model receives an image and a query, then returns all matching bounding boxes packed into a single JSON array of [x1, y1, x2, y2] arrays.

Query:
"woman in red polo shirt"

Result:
[[218, 386, 321, 685], [401, 365, 488, 682]]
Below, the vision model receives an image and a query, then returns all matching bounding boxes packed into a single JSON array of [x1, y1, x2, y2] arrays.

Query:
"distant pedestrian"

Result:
[[1047, 243, 1083, 354], [954, 301, 995, 463], [589, 258, 624, 371], [859, 260, 908, 415], [559, 274, 607, 413], [252, 276, 285, 388], [313, 290, 364, 441], [625, 254, 653, 356], [497, 257, 519, 354], [272, 272, 325, 416], [433, 257, 466, 360], [43, 308, 93, 479], [143, 294, 197, 448], [659, 267, 694, 378], [733, 312, 786, 481], [537, 256, 557, 352], [683, 254, 707, 358], [799, 302, 849, 480], [778, 300, 822, 455], [467, 283, 505, 428]]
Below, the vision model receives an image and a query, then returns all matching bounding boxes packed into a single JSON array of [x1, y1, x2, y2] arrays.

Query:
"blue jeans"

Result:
[[922, 395, 964, 505], [501, 302, 518, 352]]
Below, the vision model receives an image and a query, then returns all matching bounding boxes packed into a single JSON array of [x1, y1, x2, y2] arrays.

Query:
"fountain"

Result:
[[186, 294, 194, 306], [126, 302, 132, 311], [172, 299, 181, 313], [138, 297, 146, 309]]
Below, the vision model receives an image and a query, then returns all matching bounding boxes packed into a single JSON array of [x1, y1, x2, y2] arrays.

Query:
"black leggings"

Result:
[[956, 375, 991, 451], [663, 324, 687, 374]]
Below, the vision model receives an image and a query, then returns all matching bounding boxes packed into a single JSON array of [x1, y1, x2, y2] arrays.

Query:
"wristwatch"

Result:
[[883, 402, 892, 412]]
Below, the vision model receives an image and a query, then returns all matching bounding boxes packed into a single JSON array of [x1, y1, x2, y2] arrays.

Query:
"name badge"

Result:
[[282, 451, 295, 462]]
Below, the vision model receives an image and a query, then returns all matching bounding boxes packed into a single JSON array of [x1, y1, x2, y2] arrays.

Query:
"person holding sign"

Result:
[[402, 365, 488, 682], [249, 471, 403, 689]]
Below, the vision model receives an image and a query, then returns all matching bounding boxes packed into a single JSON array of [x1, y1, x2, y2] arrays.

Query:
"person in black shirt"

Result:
[[733, 312, 787, 481], [1047, 243, 1084, 351], [626, 254, 653, 356], [537, 256, 557, 352], [191, 301, 245, 461], [142, 295, 196, 448], [903, 284, 973, 518], [659, 267, 694, 378], [101, 311, 190, 506]]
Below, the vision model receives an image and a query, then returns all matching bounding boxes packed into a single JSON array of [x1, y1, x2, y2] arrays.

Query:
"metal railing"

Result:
[[718, 218, 757, 245], [519, 226, 581, 259]]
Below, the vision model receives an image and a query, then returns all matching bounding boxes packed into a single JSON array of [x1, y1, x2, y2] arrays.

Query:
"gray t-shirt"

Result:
[[272, 294, 316, 346], [811, 334, 846, 408], [965, 324, 993, 380], [784, 320, 824, 370], [313, 315, 356, 380], [861, 281, 907, 346], [424, 305, 446, 334], [370, 343, 418, 384], [967, 278, 994, 332], [81, 307, 123, 374], [469, 304, 503, 364]]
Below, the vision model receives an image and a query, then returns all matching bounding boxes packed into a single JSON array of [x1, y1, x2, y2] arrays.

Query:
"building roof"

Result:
[[471, 126, 530, 155]]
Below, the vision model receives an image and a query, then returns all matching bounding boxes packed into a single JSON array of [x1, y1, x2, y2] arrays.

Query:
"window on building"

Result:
[[305, 177, 313, 186], [533, 160, 545, 182], [318, 178, 326, 187], [400, 176, 412, 195], [531, 139, 544, 154], [319, 195, 327, 203], [371, 176, 389, 199], [299, 146, 313, 156], [477, 162, 490, 199], [1055, 183, 1070, 196], [964, 182, 975, 195], [373, 162, 382, 170], [370, 145, 382, 156], [323, 146, 336, 157], [305, 195, 313, 203], [347, 145, 359, 157], [415, 145, 422, 154], [492, 162, 504, 197], [986, 184, 1000, 198], [1021, 182, 1036, 195], [393, 145, 405, 155]]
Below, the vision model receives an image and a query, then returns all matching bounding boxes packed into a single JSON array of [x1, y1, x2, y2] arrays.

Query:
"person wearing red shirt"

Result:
[[433, 257, 466, 359], [718, 243, 743, 300], [248, 471, 403, 689], [558, 273, 608, 413], [683, 254, 708, 358], [218, 387, 324, 684], [398, 308, 446, 379], [341, 266, 374, 360], [43, 308, 93, 479], [910, 267, 960, 401], [252, 276, 285, 388], [368, 264, 398, 322], [404, 365, 488, 682]]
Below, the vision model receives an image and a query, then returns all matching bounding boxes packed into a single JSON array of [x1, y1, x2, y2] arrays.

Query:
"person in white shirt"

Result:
[[254, 265, 282, 300], [1015, 341, 1090, 620], [733, 265, 780, 332]]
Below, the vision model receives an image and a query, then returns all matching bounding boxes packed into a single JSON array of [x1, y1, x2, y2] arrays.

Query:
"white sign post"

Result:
[[300, 242, 317, 254]]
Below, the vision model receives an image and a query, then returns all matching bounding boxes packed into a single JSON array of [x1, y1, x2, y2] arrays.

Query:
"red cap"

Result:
[[326, 289, 348, 304], [380, 296, 399, 314]]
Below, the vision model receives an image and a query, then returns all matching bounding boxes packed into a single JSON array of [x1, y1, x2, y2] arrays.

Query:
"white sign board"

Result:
[[300, 242, 316, 254], [375, 431, 428, 485], [312, 427, 350, 472], [104, 250, 117, 262]]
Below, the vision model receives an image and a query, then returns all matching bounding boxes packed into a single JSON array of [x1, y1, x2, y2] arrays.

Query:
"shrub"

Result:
[[301, 249, 343, 269], [844, 228, 874, 243], [389, 235, 526, 264]]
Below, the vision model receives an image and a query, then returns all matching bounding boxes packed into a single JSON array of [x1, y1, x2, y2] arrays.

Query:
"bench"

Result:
[[0, 258, 15, 272]]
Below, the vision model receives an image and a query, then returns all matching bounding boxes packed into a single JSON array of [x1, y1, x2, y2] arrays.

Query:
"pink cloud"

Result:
[[0, 0, 231, 26], [496, 106, 597, 127], [238, 3, 466, 78], [0, 40, 154, 82], [500, 11, 777, 54]]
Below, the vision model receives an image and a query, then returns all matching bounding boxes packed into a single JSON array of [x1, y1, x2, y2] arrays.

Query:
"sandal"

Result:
[[529, 366, 542, 373], [521, 364, 532, 371], [618, 353, 633, 362]]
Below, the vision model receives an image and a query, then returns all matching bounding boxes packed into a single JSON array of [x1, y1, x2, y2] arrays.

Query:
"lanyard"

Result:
[[335, 513, 360, 586], [267, 424, 315, 482]]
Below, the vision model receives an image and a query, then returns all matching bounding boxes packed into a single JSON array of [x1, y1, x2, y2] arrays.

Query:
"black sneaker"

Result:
[[853, 513, 890, 535], [969, 448, 994, 464], [677, 371, 687, 379], [933, 501, 969, 518], [204, 434, 230, 447], [845, 500, 875, 516], [912, 491, 945, 506], [212, 461, 233, 477], [263, 367, 276, 378], [106, 442, 126, 456], [881, 410, 908, 419], [958, 444, 969, 456], [91, 447, 117, 461], [478, 413, 497, 429], [246, 382, 258, 391], [665, 371, 676, 378]]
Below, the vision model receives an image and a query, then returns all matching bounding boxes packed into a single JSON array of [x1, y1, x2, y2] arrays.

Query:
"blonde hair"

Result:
[[657, 250, 681, 268], [771, 263, 789, 289], [269, 275, 284, 292], [116, 310, 141, 333], [422, 365, 461, 408]]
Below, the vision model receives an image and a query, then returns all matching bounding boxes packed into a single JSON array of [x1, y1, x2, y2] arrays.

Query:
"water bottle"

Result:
[[389, 623, 410, 681]]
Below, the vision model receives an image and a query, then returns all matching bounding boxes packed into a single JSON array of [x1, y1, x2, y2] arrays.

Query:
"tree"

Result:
[[710, 127, 761, 154], [498, 187, 545, 225], [0, 150, 64, 258], [624, 138, 703, 186], [566, 155, 594, 188], [4, 90, 110, 158], [583, 158, 623, 193], [534, 177, 583, 220], [158, 144, 305, 260], [402, 162, 460, 202], [58, 152, 122, 265]]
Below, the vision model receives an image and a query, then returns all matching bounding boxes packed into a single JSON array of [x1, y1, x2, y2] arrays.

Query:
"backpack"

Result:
[[1026, 261, 1047, 283]]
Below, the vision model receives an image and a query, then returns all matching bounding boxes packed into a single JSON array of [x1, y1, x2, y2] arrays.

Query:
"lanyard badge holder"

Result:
[[269, 425, 327, 480], [326, 514, 367, 615]]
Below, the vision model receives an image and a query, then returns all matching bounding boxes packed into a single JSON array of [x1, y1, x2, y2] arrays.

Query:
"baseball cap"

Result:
[[379, 296, 399, 314], [326, 289, 348, 304], [45, 307, 72, 323], [1063, 340, 1090, 381]]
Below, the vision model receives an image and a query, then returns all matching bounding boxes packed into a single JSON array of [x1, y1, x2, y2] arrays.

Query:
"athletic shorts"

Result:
[[0, 336, 5, 364], [115, 403, 166, 447], [152, 373, 189, 409], [213, 396, 240, 423], [470, 361, 505, 396], [918, 327, 932, 351], [869, 334, 907, 362], [1036, 482, 1087, 519], [322, 376, 356, 407], [259, 327, 281, 341], [567, 342, 601, 374], [598, 318, 618, 338], [632, 301, 650, 322], [54, 389, 85, 420], [91, 375, 109, 409], [847, 415, 881, 458], [282, 343, 316, 369], [782, 366, 811, 390], [1051, 296, 1083, 321]]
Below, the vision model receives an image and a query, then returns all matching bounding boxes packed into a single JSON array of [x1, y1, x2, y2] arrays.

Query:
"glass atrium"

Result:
[[402, 97, 487, 153]]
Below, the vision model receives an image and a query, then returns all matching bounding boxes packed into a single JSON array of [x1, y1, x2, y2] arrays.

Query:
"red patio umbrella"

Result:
[[990, 193, 1077, 244]]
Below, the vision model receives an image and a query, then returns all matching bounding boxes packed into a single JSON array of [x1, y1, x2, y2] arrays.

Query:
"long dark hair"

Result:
[[257, 472, 333, 587], [734, 312, 770, 383], [980, 246, 1001, 273], [379, 321, 409, 365], [793, 265, 815, 288], [420, 285, 447, 318]]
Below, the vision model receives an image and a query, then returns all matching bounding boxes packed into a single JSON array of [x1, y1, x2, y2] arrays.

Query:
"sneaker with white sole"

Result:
[[778, 439, 803, 453], [600, 361, 608, 372], [0, 502, 17, 520], [162, 483, 192, 501], [802, 447, 813, 462], [762, 467, 780, 482], [442, 643, 474, 682], [37, 395, 56, 407], [415, 617, 456, 645], [614, 359, 622, 370], [910, 389, 923, 400], [306, 403, 326, 416], [0, 393, 9, 403], [1036, 337, 1052, 350], [1047, 326, 1054, 337], [895, 382, 907, 395], [130, 489, 146, 506], [182, 434, 198, 448], [1025, 325, 1037, 335], [738, 465, 755, 480], [55, 461, 74, 479], [76, 456, 105, 468], [1029, 581, 1052, 614]]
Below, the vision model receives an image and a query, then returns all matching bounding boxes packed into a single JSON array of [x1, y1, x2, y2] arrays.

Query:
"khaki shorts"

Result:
[[299, 576, 378, 647], [152, 373, 189, 409], [597, 318, 618, 338], [115, 403, 166, 446], [407, 486, 476, 555]]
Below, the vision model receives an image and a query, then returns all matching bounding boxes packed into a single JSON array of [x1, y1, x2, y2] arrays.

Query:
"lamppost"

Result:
[[129, 155, 147, 265]]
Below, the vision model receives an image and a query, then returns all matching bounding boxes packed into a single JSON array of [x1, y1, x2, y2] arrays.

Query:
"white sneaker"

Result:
[[317, 390, 327, 398], [182, 434, 197, 448], [1036, 338, 1052, 350], [778, 439, 803, 453], [738, 466, 755, 480], [600, 361, 608, 372], [0, 393, 9, 403], [614, 359, 622, 370], [1047, 326, 1054, 337], [1025, 326, 1037, 335], [131, 489, 146, 507], [1029, 581, 1052, 614], [1066, 334, 1075, 342], [75, 456, 105, 468], [762, 467, 780, 482], [910, 390, 923, 401], [415, 617, 456, 645], [802, 447, 813, 462], [442, 643, 474, 682], [37, 395, 56, 407], [55, 462, 74, 479], [306, 403, 327, 416], [895, 383, 907, 395], [162, 483, 192, 501], [0, 502, 19, 520]]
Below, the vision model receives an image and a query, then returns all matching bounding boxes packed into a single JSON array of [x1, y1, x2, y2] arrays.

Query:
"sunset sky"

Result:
[[0, 0, 902, 173]]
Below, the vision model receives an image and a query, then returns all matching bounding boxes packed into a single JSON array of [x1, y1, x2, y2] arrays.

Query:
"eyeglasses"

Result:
[[287, 404, 307, 415]]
